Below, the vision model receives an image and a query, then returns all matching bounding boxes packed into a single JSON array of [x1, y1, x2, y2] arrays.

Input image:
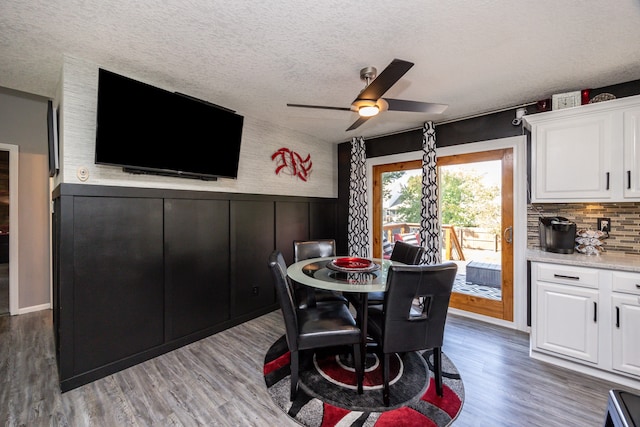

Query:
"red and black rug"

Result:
[[263, 335, 464, 426]]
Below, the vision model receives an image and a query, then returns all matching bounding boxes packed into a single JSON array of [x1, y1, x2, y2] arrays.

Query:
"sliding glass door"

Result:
[[371, 148, 514, 321]]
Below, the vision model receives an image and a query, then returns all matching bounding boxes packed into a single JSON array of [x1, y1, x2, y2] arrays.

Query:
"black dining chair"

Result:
[[268, 250, 363, 401], [366, 262, 458, 406], [293, 239, 349, 309], [347, 240, 426, 311], [389, 240, 426, 265]]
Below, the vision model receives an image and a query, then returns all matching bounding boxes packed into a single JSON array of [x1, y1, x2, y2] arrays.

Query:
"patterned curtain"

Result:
[[419, 121, 441, 264], [348, 136, 370, 257]]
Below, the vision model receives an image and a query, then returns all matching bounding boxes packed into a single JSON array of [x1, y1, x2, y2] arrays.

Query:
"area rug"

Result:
[[263, 335, 464, 426]]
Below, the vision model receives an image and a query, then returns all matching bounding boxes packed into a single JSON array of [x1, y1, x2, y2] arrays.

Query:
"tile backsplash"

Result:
[[527, 203, 640, 254]]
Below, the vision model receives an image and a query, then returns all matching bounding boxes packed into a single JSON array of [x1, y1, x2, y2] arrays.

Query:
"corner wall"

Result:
[[0, 87, 50, 311]]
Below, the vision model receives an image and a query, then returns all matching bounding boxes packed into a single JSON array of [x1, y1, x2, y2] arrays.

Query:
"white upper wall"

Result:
[[56, 55, 337, 197]]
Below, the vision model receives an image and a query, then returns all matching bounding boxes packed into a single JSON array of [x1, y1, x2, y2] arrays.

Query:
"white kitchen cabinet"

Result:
[[524, 94, 640, 202], [530, 258, 640, 388], [623, 106, 640, 198], [611, 271, 640, 377], [533, 263, 600, 364]]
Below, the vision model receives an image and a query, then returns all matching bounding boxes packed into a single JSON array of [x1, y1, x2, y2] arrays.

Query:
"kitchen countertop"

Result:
[[527, 248, 640, 273]]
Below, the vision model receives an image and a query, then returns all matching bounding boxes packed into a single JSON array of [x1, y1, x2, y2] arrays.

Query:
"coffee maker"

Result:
[[539, 217, 576, 254]]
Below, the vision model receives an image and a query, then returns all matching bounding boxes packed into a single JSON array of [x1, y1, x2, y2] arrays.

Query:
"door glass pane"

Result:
[[381, 168, 423, 258], [439, 160, 502, 301]]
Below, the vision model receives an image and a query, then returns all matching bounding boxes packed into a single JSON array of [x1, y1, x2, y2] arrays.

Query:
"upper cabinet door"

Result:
[[532, 111, 616, 202], [525, 94, 640, 203], [623, 106, 640, 199]]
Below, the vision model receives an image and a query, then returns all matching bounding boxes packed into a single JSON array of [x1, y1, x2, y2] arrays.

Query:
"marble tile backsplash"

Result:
[[527, 202, 640, 254]]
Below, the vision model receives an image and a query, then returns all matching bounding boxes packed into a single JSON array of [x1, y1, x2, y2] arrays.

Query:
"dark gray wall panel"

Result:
[[310, 200, 338, 245], [72, 196, 164, 374], [275, 201, 309, 265], [231, 200, 275, 317], [164, 199, 230, 340]]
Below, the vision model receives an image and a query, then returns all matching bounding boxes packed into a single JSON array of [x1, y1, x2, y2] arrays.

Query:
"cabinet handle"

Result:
[[553, 274, 580, 280], [606, 172, 610, 190], [616, 306, 620, 328], [594, 302, 597, 323], [635, 284, 640, 289], [628, 171, 632, 190]]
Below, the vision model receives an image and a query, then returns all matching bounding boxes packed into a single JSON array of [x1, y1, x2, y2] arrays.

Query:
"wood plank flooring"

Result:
[[1, 309, 638, 426]]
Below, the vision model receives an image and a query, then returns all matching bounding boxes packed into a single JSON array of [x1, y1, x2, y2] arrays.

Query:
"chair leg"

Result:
[[383, 353, 390, 406], [433, 347, 443, 397], [290, 350, 299, 401], [353, 343, 363, 394]]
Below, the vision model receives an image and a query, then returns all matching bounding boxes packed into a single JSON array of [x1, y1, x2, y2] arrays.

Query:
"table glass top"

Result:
[[287, 256, 397, 293]]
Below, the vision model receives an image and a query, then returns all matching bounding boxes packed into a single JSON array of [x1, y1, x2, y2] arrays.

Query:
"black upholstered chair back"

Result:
[[268, 251, 300, 352], [268, 249, 364, 400], [389, 240, 425, 265], [292, 239, 348, 308], [379, 262, 458, 354], [366, 261, 457, 405], [293, 239, 336, 262], [348, 241, 426, 310]]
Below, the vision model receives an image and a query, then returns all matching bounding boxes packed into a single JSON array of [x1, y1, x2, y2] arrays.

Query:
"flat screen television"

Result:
[[95, 68, 244, 180]]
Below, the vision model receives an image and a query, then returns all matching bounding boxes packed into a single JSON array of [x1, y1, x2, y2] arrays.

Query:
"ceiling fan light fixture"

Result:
[[358, 105, 379, 117], [286, 59, 448, 131]]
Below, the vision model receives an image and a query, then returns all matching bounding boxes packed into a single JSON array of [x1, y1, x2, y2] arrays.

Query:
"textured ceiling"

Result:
[[2, 1, 640, 144]]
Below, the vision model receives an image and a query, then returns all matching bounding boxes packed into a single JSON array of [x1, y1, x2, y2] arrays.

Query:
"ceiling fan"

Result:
[[287, 58, 448, 131]]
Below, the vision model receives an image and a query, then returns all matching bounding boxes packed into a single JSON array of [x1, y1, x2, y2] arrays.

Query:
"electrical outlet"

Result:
[[597, 218, 611, 233]]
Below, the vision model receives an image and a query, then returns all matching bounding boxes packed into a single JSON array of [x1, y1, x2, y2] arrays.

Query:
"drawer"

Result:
[[612, 271, 640, 295], [535, 263, 599, 289]]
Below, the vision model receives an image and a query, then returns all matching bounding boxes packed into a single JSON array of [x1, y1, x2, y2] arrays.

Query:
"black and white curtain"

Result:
[[419, 121, 441, 264], [348, 136, 369, 257]]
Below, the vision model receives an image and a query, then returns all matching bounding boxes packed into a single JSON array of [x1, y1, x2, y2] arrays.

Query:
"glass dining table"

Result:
[[286, 256, 403, 365]]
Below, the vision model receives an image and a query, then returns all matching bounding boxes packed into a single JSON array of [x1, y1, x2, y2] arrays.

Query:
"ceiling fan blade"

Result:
[[287, 103, 352, 112], [355, 59, 414, 102], [383, 98, 448, 114], [346, 116, 372, 131]]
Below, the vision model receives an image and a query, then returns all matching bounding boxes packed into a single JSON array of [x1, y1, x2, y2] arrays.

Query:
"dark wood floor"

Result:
[[1, 308, 637, 426]]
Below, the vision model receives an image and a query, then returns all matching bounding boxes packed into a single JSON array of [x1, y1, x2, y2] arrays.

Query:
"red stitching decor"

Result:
[[271, 147, 312, 181]]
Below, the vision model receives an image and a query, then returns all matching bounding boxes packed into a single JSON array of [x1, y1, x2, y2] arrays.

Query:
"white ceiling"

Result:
[[2, 0, 640, 144]]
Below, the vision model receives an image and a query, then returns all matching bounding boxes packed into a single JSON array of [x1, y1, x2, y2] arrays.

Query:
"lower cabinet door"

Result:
[[612, 294, 640, 377], [536, 282, 599, 363]]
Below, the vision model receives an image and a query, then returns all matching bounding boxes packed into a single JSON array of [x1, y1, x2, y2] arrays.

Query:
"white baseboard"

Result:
[[17, 303, 51, 315], [448, 307, 526, 331], [530, 349, 640, 391]]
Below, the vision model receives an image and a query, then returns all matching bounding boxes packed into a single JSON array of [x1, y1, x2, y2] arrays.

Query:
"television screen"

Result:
[[95, 68, 244, 180]]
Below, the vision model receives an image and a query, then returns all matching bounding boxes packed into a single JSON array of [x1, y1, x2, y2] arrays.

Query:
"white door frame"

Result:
[[0, 143, 19, 315], [366, 135, 528, 332]]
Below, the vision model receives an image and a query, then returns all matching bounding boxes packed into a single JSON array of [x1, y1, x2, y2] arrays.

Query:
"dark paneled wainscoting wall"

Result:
[[52, 184, 337, 392]]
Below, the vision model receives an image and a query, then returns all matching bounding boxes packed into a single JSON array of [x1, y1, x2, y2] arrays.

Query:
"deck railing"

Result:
[[382, 223, 500, 261]]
